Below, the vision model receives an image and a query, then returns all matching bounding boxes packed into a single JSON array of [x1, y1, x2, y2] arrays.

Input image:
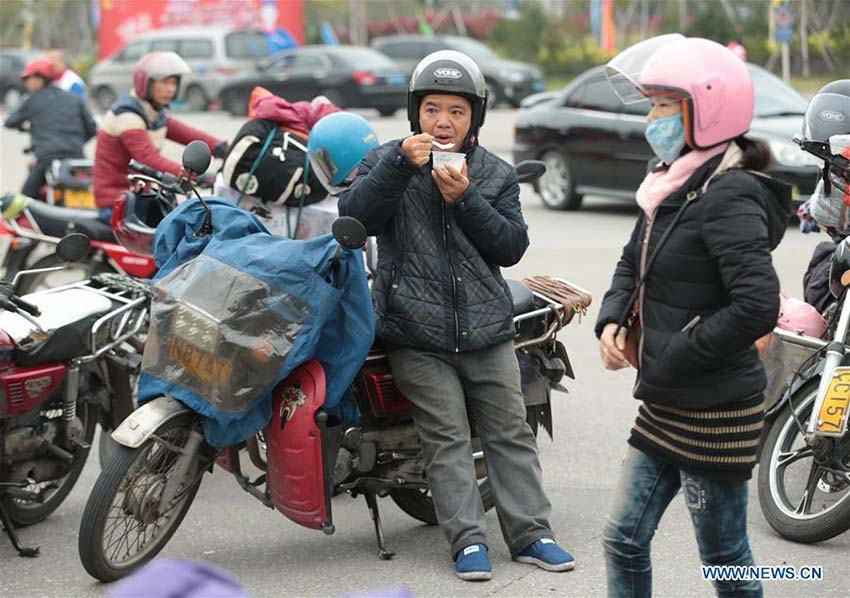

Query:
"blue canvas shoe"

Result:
[[515, 538, 576, 572], [455, 544, 492, 581]]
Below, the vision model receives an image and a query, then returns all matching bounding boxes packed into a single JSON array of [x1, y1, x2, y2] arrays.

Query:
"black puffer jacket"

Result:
[[595, 154, 791, 409], [338, 140, 528, 353]]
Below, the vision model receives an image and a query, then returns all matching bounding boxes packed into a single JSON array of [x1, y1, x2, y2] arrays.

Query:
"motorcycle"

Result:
[[1, 193, 156, 293], [758, 237, 850, 542], [1, 160, 213, 292], [77, 142, 591, 581], [0, 234, 149, 557]]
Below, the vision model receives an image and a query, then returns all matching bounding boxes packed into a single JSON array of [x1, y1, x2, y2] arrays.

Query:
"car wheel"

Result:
[[223, 90, 249, 116], [538, 150, 583, 211], [94, 86, 117, 112], [377, 107, 397, 118], [185, 85, 209, 112], [3, 88, 23, 112], [320, 89, 344, 108]]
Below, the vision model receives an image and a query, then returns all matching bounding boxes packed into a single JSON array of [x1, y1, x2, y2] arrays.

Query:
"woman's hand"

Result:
[[600, 322, 631, 370]]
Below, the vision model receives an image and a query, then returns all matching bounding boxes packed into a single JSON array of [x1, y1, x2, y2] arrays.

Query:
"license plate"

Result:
[[63, 188, 96, 209], [816, 367, 850, 435], [172, 302, 219, 353], [387, 74, 406, 86], [532, 81, 546, 91], [167, 335, 232, 387]]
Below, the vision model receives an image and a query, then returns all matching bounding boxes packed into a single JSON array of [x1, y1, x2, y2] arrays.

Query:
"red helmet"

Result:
[[21, 58, 56, 81], [110, 191, 170, 257], [132, 51, 191, 103]]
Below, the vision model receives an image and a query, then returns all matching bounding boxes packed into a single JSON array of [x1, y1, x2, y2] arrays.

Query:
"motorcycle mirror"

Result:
[[515, 160, 547, 184], [56, 233, 91, 263], [332, 217, 367, 250], [182, 140, 211, 176]]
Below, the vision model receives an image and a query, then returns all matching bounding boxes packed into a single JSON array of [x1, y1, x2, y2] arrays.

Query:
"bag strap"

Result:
[[615, 188, 701, 331], [236, 128, 277, 204]]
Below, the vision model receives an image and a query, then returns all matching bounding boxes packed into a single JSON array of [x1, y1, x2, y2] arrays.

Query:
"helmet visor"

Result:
[[310, 147, 346, 196], [605, 33, 685, 104]]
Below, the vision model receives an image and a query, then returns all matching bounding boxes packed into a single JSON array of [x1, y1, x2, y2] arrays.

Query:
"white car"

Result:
[[88, 26, 271, 112]]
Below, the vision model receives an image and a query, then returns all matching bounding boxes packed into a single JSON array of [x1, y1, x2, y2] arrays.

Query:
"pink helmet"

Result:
[[133, 51, 191, 102], [607, 35, 754, 150]]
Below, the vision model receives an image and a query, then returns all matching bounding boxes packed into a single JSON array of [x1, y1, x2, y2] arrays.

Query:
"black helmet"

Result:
[[796, 79, 850, 190], [407, 50, 488, 144]]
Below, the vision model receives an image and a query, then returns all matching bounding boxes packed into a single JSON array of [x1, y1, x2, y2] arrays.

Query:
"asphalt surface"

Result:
[[0, 108, 847, 598]]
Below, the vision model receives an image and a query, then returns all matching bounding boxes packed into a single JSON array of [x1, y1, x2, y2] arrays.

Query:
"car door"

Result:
[[264, 51, 325, 102], [559, 71, 628, 191]]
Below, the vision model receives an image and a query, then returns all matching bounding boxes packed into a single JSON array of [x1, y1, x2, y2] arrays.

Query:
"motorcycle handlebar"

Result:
[[129, 160, 180, 187], [10, 295, 40, 317]]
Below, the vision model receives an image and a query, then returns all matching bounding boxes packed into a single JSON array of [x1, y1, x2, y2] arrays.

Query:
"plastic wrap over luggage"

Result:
[[139, 197, 374, 447]]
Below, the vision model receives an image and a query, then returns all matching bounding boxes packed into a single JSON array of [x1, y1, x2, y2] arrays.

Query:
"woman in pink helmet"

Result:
[[93, 51, 227, 220], [595, 35, 791, 597]]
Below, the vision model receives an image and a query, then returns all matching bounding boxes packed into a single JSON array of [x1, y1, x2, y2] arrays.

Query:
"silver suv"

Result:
[[89, 26, 270, 111]]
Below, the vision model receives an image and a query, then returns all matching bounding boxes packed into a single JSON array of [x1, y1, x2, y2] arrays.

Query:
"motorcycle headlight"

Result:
[[767, 139, 823, 168]]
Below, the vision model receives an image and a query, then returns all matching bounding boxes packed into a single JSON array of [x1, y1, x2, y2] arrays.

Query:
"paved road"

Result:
[[0, 109, 847, 597]]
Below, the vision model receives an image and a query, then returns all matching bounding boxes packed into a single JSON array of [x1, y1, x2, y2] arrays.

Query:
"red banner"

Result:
[[97, 0, 305, 59]]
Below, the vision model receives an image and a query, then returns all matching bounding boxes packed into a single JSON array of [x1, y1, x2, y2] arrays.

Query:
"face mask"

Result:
[[645, 113, 687, 164]]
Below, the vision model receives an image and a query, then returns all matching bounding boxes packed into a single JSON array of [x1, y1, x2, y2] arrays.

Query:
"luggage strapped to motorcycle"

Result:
[[235, 128, 311, 239]]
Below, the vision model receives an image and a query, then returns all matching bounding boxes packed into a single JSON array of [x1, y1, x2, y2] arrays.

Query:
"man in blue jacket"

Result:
[[338, 50, 574, 581]]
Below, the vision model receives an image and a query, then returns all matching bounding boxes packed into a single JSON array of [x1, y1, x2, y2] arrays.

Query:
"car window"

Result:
[[335, 48, 396, 69], [180, 39, 214, 60], [444, 37, 498, 62], [376, 41, 429, 60], [225, 31, 270, 59], [116, 41, 147, 62], [150, 39, 179, 53], [292, 53, 326, 73], [621, 97, 651, 116], [565, 75, 622, 113], [749, 65, 807, 117], [0, 55, 13, 75]]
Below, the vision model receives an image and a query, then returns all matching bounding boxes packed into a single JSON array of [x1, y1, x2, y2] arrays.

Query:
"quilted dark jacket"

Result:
[[595, 154, 790, 410], [338, 140, 528, 353]]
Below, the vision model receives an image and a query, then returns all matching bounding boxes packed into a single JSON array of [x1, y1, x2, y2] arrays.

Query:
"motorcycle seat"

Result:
[[507, 280, 535, 316], [25, 200, 115, 242], [0, 288, 114, 366]]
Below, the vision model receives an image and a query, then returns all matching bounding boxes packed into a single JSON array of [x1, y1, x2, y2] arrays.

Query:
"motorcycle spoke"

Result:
[[795, 462, 822, 515], [776, 447, 814, 469]]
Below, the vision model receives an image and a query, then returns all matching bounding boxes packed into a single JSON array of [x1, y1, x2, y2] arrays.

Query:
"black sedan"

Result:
[[218, 45, 407, 117], [513, 64, 821, 211]]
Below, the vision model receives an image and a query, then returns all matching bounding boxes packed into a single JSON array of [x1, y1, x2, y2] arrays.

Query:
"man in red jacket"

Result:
[[93, 51, 226, 220]]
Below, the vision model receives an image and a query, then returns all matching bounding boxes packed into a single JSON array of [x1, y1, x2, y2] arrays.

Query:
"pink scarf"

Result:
[[636, 143, 729, 217]]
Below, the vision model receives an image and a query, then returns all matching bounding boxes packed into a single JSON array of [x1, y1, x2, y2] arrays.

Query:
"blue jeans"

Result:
[[602, 447, 762, 598]]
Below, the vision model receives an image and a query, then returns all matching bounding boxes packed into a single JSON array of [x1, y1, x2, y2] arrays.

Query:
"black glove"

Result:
[[214, 141, 229, 159]]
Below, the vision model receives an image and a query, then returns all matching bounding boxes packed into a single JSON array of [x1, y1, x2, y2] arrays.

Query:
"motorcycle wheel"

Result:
[[2, 402, 97, 526], [758, 381, 850, 543], [78, 415, 203, 582], [16, 254, 114, 294]]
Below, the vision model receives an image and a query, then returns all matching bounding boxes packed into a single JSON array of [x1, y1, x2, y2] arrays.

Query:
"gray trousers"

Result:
[[387, 340, 554, 558]]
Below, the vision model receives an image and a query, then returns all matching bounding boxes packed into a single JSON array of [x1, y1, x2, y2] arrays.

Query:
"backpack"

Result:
[[220, 118, 325, 207]]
